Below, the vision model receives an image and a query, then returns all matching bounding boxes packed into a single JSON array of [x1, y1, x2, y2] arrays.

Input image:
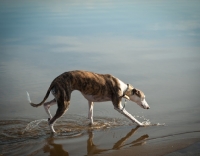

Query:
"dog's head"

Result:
[[124, 85, 150, 109]]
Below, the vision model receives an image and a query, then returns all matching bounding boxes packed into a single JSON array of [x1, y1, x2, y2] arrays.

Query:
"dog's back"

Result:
[[51, 70, 121, 97]]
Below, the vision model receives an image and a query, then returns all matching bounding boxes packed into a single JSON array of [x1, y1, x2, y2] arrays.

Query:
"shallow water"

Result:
[[0, 116, 165, 155], [1, 0, 200, 155]]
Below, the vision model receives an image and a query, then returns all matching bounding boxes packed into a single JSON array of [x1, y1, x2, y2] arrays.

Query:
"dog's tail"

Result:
[[26, 87, 52, 107]]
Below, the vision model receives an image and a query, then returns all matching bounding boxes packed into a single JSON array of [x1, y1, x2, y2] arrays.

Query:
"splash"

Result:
[[135, 115, 165, 126], [141, 120, 165, 126], [55, 116, 131, 133], [19, 115, 131, 135], [22, 119, 48, 134], [1, 115, 165, 141]]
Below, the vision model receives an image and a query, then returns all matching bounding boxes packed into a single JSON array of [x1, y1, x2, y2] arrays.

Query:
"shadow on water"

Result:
[[44, 127, 149, 156]]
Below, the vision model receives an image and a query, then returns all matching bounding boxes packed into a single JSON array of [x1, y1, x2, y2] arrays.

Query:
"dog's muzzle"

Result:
[[142, 100, 150, 109]]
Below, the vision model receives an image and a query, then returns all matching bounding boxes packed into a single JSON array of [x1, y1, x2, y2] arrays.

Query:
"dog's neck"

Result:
[[118, 79, 128, 92], [123, 84, 130, 95], [118, 79, 133, 99]]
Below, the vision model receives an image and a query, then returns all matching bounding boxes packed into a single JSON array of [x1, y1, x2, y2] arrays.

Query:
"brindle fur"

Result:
[[28, 70, 149, 132], [30, 71, 123, 125]]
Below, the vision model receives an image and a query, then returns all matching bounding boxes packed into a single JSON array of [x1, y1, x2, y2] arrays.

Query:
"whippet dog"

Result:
[[27, 70, 150, 133]]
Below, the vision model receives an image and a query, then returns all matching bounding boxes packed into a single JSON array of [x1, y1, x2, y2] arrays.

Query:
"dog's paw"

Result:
[[88, 122, 93, 126], [138, 124, 144, 127], [137, 123, 145, 127], [51, 131, 57, 134], [137, 121, 152, 127], [142, 121, 151, 126], [88, 121, 95, 126], [49, 131, 57, 136]]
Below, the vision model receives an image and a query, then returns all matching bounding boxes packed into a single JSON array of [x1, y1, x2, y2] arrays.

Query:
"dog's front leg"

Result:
[[88, 101, 94, 125], [114, 103, 143, 126]]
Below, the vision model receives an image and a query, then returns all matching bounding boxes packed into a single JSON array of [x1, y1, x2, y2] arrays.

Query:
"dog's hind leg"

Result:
[[88, 101, 94, 125], [49, 100, 70, 133], [48, 90, 71, 133], [43, 99, 57, 120]]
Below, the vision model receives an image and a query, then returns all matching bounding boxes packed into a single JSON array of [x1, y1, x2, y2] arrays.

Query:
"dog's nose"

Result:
[[147, 106, 150, 109]]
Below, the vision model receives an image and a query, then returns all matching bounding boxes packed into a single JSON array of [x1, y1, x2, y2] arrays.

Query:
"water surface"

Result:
[[0, 0, 200, 155]]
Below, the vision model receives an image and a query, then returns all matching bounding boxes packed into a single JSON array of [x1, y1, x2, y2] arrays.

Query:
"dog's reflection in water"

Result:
[[43, 126, 148, 156], [43, 138, 69, 156], [87, 126, 149, 155]]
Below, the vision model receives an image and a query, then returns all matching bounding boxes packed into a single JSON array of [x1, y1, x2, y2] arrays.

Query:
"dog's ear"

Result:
[[132, 88, 142, 97], [132, 88, 137, 95]]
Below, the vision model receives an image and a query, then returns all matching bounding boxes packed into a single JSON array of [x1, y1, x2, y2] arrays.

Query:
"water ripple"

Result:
[[0, 114, 164, 142]]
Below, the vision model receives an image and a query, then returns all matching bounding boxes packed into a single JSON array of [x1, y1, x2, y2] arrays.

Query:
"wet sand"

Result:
[[100, 133, 200, 156], [167, 141, 200, 156]]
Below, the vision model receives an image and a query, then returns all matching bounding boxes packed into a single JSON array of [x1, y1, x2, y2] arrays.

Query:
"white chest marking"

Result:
[[117, 78, 128, 96]]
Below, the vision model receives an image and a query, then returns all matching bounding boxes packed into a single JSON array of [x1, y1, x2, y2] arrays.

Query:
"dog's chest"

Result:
[[81, 93, 111, 102]]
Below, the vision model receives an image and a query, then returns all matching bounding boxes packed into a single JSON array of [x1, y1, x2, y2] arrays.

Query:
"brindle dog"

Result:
[[27, 70, 150, 133]]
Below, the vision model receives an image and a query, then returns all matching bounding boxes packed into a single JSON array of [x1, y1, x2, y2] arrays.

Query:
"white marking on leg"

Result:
[[88, 101, 94, 125], [49, 124, 56, 133], [115, 103, 143, 126], [48, 100, 70, 133], [44, 99, 56, 119]]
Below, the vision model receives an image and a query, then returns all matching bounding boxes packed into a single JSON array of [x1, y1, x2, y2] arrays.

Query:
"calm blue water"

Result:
[[0, 0, 200, 155]]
